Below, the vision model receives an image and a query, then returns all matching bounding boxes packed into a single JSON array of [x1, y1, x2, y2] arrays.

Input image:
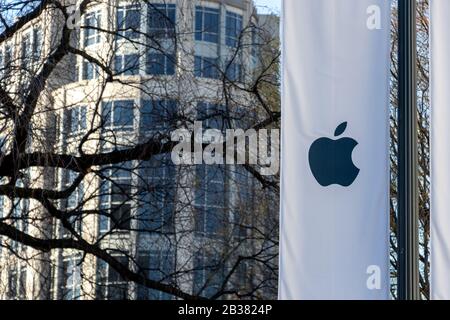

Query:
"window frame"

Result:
[[195, 56, 219, 79], [141, 99, 177, 131], [195, 6, 220, 44], [193, 250, 225, 297], [116, 4, 141, 40], [225, 11, 243, 48], [60, 170, 85, 238], [21, 33, 32, 70], [32, 28, 42, 62], [137, 250, 174, 300], [84, 10, 102, 47], [225, 62, 243, 83], [194, 164, 227, 236], [64, 105, 87, 137], [102, 100, 135, 131], [7, 265, 27, 300], [145, 52, 175, 76], [99, 163, 134, 234], [114, 53, 140, 76], [82, 60, 100, 80], [147, 3, 176, 38], [61, 255, 82, 300], [197, 102, 226, 131], [138, 154, 176, 233], [96, 256, 129, 300]]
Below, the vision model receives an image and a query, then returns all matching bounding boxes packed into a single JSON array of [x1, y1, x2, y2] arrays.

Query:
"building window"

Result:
[[194, 165, 226, 236], [99, 164, 133, 234], [96, 256, 129, 300], [7, 266, 27, 300], [225, 62, 243, 82], [81, 60, 100, 80], [103, 100, 134, 131], [117, 5, 141, 39], [148, 3, 176, 38], [232, 167, 250, 239], [195, 6, 220, 43], [226, 12, 243, 47], [32, 28, 42, 62], [7, 270, 17, 299], [235, 259, 251, 293], [11, 197, 29, 251], [146, 53, 175, 76], [21, 34, 32, 70], [141, 100, 177, 131], [61, 171, 84, 238], [193, 251, 224, 298], [8, 178, 30, 251], [64, 105, 87, 137], [84, 11, 101, 46], [138, 154, 176, 232], [137, 250, 174, 300], [114, 54, 140, 76], [250, 23, 260, 58], [61, 256, 81, 300], [197, 102, 225, 131], [195, 56, 219, 79], [19, 266, 26, 299]]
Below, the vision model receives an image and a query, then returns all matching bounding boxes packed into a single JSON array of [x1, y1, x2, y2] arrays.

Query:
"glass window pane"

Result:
[[204, 58, 217, 78], [33, 29, 42, 60], [124, 54, 139, 75], [117, 10, 125, 30], [103, 102, 112, 127], [64, 109, 72, 134], [195, 8, 203, 38], [141, 101, 153, 129], [127, 8, 141, 38], [80, 106, 87, 130], [111, 183, 131, 203], [111, 204, 131, 230], [204, 12, 218, 34], [195, 7, 219, 43], [99, 213, 109, 233], [117, 5, 141, 40], [195, 57, 218, 79], [70, 108, 78, 132], [226, 12, 243, 47], [194, 56, 202, 77], [148, 4, 176, 37], [147, 53, 164, 75], [166, 54, 175, 75], [113, 100, 134, 128], [114, 55, 122, 74]]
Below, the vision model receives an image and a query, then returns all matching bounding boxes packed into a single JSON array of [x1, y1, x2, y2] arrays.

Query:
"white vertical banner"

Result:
[[430, 0, 450, 301], [280, 0, 391, 300]]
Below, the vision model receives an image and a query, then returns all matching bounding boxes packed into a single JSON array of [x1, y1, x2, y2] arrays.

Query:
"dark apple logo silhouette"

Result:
[[308, 122, 360, 187]]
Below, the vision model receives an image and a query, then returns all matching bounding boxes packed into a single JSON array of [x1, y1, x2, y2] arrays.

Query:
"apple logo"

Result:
[[308, 122, 360, 187]]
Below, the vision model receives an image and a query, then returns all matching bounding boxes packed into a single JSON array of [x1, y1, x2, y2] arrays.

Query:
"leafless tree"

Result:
[[0, 0, 280, 300]]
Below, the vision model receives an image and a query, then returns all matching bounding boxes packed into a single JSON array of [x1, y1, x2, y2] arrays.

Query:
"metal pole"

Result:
[[397, 0, 420, 300]]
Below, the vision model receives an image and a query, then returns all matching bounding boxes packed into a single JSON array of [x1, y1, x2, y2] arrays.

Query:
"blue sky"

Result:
[[254, 0, 281, 14]]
